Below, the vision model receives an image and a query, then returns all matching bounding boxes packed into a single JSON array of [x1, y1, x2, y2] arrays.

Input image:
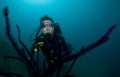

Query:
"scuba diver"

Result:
[[31, 15, 72, 64], [31, 15, 72, 76]]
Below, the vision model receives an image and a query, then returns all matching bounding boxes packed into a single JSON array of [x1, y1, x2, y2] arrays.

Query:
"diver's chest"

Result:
[[42, 39, 61, 51]]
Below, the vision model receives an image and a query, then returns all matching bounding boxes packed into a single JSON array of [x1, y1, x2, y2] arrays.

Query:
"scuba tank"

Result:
[[54, 23, 62, 34]]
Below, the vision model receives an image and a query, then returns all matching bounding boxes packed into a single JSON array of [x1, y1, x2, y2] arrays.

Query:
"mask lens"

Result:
[[41, 23, 53, 28]]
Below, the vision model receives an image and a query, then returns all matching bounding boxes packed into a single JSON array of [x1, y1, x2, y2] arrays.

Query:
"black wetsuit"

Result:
[[32, 33, 71, 65]]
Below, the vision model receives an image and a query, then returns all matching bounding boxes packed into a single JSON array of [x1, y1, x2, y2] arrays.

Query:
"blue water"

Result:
[[0, 0, 120, 77]]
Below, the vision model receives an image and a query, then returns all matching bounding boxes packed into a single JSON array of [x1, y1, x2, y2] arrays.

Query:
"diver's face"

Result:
[[41, 20, 54, 35]]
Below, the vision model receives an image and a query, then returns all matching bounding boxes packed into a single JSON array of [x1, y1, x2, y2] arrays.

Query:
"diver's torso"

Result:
[[37, 33, 64, 63]]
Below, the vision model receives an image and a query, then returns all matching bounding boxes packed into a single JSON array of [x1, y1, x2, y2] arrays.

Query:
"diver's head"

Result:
[[40, 15, 54, 35]]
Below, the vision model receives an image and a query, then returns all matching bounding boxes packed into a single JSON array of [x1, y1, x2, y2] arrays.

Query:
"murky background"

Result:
[[0, 0, 120, 77]]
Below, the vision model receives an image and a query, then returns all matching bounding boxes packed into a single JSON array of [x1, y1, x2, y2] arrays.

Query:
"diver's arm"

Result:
[[30, 37, 44, 57]]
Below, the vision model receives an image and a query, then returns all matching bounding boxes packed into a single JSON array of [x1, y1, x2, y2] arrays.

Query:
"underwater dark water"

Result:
[[0, 0, 120, 77]]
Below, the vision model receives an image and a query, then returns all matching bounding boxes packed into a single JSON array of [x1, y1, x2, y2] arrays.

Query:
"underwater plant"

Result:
[[0, 6, 117, 77]]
